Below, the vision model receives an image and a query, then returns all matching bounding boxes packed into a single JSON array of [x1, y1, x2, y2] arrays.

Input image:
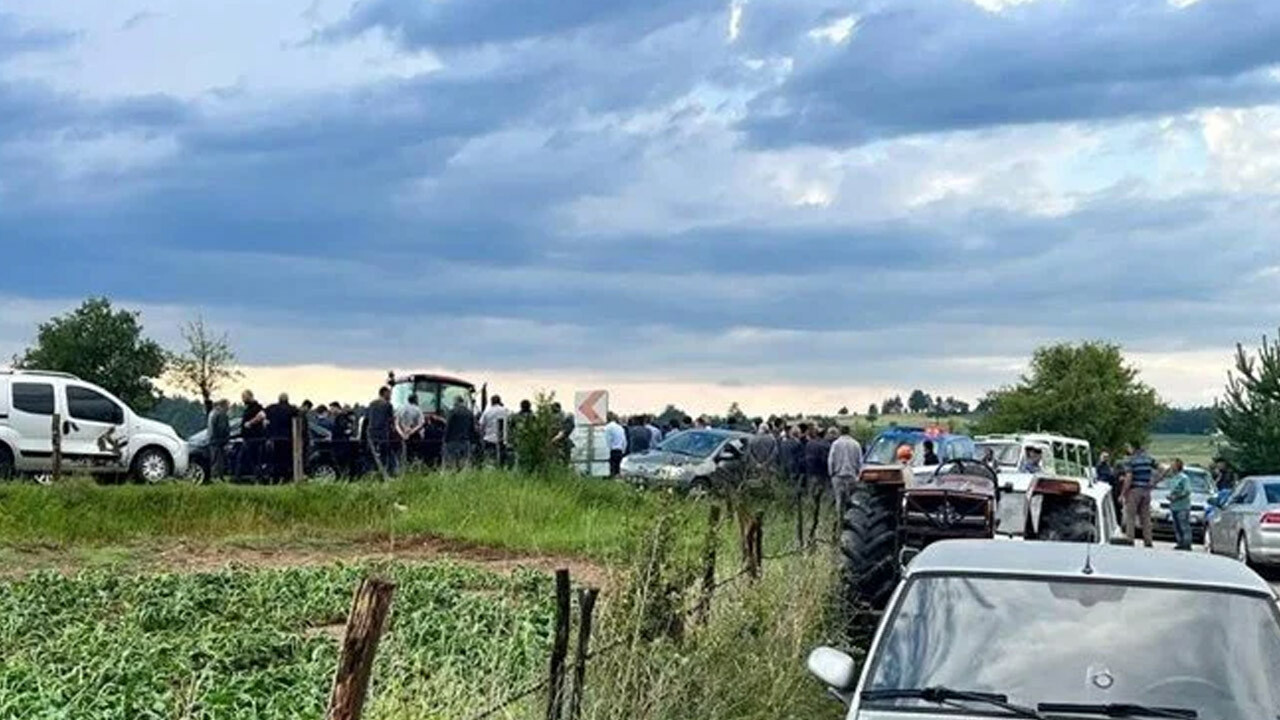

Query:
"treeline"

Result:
[[1150, 406, 1215, 435]]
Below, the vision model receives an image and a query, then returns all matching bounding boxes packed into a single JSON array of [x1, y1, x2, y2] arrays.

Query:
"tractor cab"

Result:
[[385, 372, 478, 465]]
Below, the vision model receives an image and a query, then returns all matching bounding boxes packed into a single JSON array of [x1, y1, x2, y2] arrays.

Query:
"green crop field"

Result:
[[1147, 434, 1222, 468], [0, 562, 554, 720]]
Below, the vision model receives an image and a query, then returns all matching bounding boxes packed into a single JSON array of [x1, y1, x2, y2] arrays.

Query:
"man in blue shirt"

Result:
[[1166, 458, 1194, 551], [1123, 444, 1158, 547]]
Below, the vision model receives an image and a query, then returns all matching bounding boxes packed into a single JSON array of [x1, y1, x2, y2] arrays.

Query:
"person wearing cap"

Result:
[[895, 443, 915, 465]]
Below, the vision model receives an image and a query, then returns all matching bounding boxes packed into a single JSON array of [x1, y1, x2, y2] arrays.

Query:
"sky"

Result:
[[3, 0, 1280, 415]]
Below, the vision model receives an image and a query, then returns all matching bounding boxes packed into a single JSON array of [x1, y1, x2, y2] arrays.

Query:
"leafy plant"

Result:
[[1216, 332, 1280, 473]]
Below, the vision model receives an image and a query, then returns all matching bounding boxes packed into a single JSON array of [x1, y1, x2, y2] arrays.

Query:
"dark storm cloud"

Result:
[[743, 0, 1280, 147]]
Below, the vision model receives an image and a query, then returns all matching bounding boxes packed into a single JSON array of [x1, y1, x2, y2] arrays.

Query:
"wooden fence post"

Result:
[[546, 569, 572, 720], [753, 511, 765, 574], [326, 577, 396, 720], [292, 415, 305, 482], [697, 505, 721, 625], [50, 413, 62, 483], [744, 511, 763, 580], [568, 587, 599, 720]]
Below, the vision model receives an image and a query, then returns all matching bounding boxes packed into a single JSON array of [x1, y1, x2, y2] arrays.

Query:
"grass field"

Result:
[[0, 470, 843, 720], [1147, 433, 1222, 468]]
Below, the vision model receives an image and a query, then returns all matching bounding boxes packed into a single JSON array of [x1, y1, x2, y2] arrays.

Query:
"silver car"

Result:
[[1206, 475, 1280, 568], [1150, 465, 1215, 542], [619, 429, 748, 491]]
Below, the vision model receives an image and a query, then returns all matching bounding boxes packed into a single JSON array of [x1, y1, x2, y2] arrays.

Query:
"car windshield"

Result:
[[867, 575, 1280, 718], [658, 431, 723, 458], [977, 442, 1021, 466], [1156, 469, 1213, 494], [865, 436, 923, 466]]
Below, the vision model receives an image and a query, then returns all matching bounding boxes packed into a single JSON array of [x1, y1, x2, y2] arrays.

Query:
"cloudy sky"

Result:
[[3, 0, 1279, 414]]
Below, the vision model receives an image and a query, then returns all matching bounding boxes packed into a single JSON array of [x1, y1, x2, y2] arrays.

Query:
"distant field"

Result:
[[1148, 433, 1221, 467]]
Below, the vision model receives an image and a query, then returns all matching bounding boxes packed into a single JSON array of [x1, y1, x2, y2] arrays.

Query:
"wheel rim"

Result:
[[32, 473, 53, 485], [310, 465, 338, 484], [184, 464, 207, 485], [140, 453, 168, 483]]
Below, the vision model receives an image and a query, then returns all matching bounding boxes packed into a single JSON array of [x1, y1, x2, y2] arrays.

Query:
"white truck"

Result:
[[0, 369, 188, 482]]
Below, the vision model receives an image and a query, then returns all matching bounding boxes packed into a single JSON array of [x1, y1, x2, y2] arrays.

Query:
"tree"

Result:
[[837, 406, 849, 416], [975, 342, 1161, 453], [1151, 406, 1215, 435], [15, 297, 167, 411], [1216, 333, 1280, 473], [725, 402, 748, 429], [654, 404, 687, 427], [907, 389, 932, 414], [167, 316, 243, 412], [867, 403, 879, 419]]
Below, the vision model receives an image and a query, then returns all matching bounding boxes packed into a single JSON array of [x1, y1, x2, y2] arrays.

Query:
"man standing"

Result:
[[626, 416, 651, 455], [645, 416, 663, 448], [604, 413, 627, 477], [236, 390, 267, 483], [1212, 457, 1237, 492], [207, 399, 231, 481], [443, 396, 476, 471], [828, 426, 863, 526], [264, 393, 297, 482], [550, 402, 574, 465], [1167, 458, 1194, 551], [365, 386, 397, 478], [803, 427, 832, 544], [746, 423, 780, 488], [396, 394, 426, 466], [1123, 443, 1158, 547], [780, 426, 803, 487], [478, 395, 512, 467]]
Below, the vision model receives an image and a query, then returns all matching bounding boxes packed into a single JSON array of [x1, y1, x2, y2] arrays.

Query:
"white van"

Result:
[[0, 369, 188, 482]]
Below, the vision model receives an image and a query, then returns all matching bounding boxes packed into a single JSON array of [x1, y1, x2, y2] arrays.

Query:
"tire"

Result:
[[1039, 497, 1098, 543], [840, 483, 901, 611], [1237, 534, 1252, 567], [183, 461, 208, 485], [0, 445, 14, 481], [132, 447, 173, 484], [308, 463, 339, 484]]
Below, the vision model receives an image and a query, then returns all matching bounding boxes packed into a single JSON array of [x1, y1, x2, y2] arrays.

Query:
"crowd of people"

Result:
[[203, 387, 534, 482]]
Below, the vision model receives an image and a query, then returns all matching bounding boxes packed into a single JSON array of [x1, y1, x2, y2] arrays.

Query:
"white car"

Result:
[[0, 369, 188, 482], [811, 539, 1280, 719], [975, 433, 1116, 540]]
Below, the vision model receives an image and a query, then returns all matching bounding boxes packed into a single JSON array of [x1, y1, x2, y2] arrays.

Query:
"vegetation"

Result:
[[511, 393, 569, 475], [1150, 406, 1215, 435], [0, 561, 554, 720], [1217, 332, 1280, 473], [167, 316, 243, 412], [147, 395, 209, 438], [0, 471, 700, 562], [13, 297, 168, 411], [975, 342, 1162, 453]]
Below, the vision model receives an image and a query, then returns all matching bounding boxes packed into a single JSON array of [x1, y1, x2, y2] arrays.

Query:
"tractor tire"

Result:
[[1039, 497, 1098, 543], [840, 484, 901, 611]]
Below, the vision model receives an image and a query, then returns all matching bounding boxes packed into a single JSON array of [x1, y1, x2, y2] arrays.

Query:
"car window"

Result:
[[1265, 483, 1280, 504], [12, 382, 54, 415], [66, 385, 125, 425], [1233, 481, 1256, 505]]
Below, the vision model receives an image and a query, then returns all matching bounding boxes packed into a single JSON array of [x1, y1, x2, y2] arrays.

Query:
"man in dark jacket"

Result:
[[443, 396, 476, 470], [207, 399, 231, 481], [264, 393, 297, 483], [236, 390, 267, 483], [626, 416, 651, 455], [803, 426, 832, 544], [365, 386, 396, 477]]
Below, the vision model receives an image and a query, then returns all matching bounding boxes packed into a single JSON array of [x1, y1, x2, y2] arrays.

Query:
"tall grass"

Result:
[[0, 471, 707, 561]]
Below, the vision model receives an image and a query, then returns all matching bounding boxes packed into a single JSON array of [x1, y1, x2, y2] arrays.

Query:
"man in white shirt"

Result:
[[604, 413, 627, 477], [395, 394, 426, 465], [478, 395, 513, 467], [828, 426, 864, 535]]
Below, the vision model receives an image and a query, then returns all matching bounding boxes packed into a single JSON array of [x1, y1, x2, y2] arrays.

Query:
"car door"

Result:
[[1220, 480, 1255, 550], [7, 380, 56, 471], [60, 383, 129, 471]]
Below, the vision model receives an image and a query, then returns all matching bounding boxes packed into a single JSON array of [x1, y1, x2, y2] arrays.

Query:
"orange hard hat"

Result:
[[896, 444, 915, 462]]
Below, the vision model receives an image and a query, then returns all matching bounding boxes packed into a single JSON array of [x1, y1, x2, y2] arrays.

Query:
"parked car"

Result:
[[809, 539, 1280, 719], [1206, 476, 1280, 568], [619, 429, 748, 492], [0, 369, 188, 483], [1149, 465, 1215, 542]]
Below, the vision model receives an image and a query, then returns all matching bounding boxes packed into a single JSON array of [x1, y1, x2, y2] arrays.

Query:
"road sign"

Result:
[[574, 390, 609, 425]]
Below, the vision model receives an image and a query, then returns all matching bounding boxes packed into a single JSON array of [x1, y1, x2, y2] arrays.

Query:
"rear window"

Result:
[[12, 382, 54, 415], [1266, 484, 1280, 504]]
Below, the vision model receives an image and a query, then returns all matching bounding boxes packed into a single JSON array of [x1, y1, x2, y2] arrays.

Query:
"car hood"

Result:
[[623, 450, 708, 468]]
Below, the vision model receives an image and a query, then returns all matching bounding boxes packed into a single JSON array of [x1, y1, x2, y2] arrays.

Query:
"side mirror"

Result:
[[807, 646, 857, 694], [717, 445, 742, 462]]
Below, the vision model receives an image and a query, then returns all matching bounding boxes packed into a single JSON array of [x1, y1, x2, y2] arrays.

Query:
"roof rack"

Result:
[[0, 369, 81, 380]]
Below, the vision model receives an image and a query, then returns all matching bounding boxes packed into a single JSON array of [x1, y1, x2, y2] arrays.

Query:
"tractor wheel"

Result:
[[839, 483, 901, 611], [1039, 497, 1098, 543]]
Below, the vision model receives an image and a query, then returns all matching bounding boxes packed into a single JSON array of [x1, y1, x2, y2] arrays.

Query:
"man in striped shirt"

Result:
[[1123, 444, 1158, 547]]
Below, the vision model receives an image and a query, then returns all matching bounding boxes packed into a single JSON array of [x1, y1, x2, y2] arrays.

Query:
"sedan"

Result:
[[619, 429, 749, 492], [1206, 476, 1280, 568], [1150, 465, 1215, 542]]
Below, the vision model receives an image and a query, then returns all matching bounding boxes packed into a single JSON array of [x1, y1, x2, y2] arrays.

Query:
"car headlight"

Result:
[[656, 466, 688, 481]]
